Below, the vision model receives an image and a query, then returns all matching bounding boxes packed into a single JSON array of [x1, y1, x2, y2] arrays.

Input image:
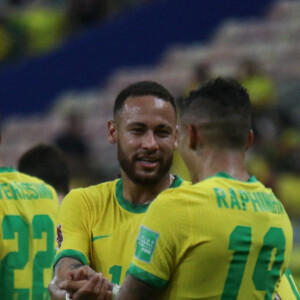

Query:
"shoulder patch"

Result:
[[56, 224, 64, 250], [134, 225, 159, 263]]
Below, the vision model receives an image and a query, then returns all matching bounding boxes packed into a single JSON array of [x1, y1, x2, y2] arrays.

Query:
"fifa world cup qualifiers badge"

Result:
[[56, 224, 64, 250]]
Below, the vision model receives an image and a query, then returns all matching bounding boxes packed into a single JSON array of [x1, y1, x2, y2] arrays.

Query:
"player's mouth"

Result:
[[136, 157, 160, 169]]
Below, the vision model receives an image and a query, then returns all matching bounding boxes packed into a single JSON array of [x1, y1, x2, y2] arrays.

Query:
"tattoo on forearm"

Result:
[[54, 259, 83, 274]]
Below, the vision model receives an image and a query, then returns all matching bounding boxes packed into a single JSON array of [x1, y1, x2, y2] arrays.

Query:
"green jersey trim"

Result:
[[53, 249, 88, 268], [170, 175, 183, 188], [116, 180, 150, 213], [0, 167, 17, 173], [283, 268, 300, 298], [207, 172, 258, 183], [116, 176, 183, 214], [128, 263, 167, 288]]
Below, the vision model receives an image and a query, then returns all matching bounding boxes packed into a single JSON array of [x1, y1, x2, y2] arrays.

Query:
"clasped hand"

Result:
[[59, 265, 113, 300]]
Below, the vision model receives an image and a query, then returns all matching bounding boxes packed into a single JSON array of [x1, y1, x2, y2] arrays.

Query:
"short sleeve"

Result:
[[53, 189, 92, 266], [128, 190, 191, 288]]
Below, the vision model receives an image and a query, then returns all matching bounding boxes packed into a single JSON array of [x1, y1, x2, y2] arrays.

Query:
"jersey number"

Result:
[[109, 265, 122, 284], [221, 226, 285, 300], [109, 265, 129, 285], [0, 215, 55, 300]]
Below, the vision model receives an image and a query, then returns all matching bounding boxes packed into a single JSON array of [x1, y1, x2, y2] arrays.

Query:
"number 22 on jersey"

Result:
[[0, 215, 55, 300]]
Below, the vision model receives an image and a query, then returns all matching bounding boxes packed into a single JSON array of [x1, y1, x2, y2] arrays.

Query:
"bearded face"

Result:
[[111, 95, 177, 186], [117, 140, 173, 186]]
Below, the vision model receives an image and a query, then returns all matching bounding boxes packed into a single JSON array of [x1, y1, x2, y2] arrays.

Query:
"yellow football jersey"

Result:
[[54, 176, 186, 285], [129, 172, 293, 300], [0, 167, 59, 300], [277, 268, 300, 300]]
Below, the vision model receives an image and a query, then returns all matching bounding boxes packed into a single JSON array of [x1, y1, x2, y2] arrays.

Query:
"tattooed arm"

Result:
[[48, 257, 93, 300], [116, 274, 162, 300]]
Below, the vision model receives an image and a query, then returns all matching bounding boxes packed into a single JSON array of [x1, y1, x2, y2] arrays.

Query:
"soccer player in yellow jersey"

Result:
[[116, 78, 294, 300], [0, 127, 59, 299], [49, 81, 188, 299]]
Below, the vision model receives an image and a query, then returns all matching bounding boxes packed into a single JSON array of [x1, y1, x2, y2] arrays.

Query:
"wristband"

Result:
[[66, 293, 71, 300], [112, 284, 121, 299]]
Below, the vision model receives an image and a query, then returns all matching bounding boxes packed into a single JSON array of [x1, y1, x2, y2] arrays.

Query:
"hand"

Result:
[[67, 265, 97, 281], [60, 273, 113, 300]]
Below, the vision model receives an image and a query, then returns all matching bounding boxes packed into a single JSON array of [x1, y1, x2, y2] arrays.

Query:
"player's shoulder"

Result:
[[0, 168, 58, 204], [4, 167, 53, 187], [2, 167, 42, 183], [155, 178, 209, 207], [70, 178, 117, 194], [175, 176, 191, 188], [64, 178, 118, 203]]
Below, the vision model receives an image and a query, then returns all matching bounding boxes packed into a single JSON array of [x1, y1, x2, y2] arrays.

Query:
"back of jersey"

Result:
[[0, 167, 59, 300], [170, 173, 293, 299]]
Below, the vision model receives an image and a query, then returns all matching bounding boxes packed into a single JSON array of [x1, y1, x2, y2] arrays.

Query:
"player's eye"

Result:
[[156, 129, 171, 137], [130, 127, 145, 134]]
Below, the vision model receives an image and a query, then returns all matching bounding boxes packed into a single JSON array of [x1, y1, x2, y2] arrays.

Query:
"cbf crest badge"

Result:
[[56, 224, 64, 250]]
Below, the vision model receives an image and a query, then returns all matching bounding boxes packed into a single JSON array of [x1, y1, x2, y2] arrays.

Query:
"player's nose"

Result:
[[141, 131, 158, 150]]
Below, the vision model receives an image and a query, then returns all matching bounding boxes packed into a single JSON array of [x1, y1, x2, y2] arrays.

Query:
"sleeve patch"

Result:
[[56, 224, 63, 250], [134, 225, 159, 263]]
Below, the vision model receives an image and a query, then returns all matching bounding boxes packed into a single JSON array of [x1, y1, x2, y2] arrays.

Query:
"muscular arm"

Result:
[[115, 274, 162, 300], [48, 257, 84, 300]]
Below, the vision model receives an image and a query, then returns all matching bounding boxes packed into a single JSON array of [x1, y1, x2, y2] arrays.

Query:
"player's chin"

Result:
[[135, 172, 162, 185]]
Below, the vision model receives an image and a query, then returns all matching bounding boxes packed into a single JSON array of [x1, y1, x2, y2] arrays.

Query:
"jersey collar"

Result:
[[0, 167, 17, 173], [116, 176, 183, 213], [209, 172, 258, 183]]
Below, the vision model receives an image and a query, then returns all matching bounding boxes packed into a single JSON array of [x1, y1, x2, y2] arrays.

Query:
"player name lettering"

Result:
[[0, 181, 54, 200], [214, 187, 284, 214]]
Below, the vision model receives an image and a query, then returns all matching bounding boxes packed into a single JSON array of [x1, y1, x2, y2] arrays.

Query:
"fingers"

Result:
[[71, 273, 111, 300], [93, 275, 105, 298], [96, 276, 108, 300], [67, 265, 97, 281], [105, 290, 113, 300], [59, 279, 89, 292], [73, 268, 88, 281]]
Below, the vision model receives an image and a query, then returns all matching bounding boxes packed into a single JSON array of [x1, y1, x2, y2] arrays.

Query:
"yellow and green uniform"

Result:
[[129, 172, 293, 300], [54, 176, 186, 285], [0, 167, 59, 300], [277, 269, 300, 300]]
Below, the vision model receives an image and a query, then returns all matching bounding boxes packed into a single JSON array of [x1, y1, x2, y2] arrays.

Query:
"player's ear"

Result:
[[187, 124, 198, 151], [107, 120, 117, 144], [245, 129, 254, 151]]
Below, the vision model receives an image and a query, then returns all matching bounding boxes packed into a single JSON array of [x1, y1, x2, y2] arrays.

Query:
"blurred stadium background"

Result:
[[0, 0, 299, 287]]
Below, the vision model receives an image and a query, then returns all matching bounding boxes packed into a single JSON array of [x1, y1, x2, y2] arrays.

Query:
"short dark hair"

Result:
[[18, 144, 70, 196], [182, 77, 251, 148], [113, 81, 176, 119]]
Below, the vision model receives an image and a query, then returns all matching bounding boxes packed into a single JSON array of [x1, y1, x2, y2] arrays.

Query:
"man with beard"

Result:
[[48, 81, 187, 299], [114, 78, 294, 300]]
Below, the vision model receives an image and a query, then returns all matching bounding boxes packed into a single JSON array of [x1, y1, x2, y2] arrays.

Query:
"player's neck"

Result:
[[193, 149, 250, 183], [121, 173, 174, 205]]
